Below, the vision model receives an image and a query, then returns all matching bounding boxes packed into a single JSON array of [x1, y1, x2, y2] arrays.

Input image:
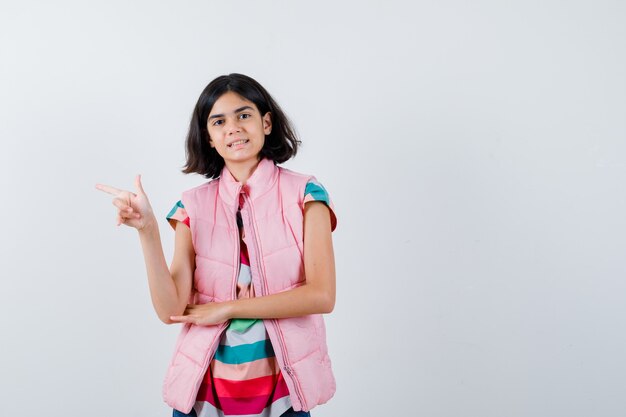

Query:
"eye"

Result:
[[212, 119, 223, 126], [239, 113, 251, 119]]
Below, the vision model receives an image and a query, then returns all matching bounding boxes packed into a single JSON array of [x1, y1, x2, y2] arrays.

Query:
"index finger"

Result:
[[170, 315, 194, 323], [95, 183, 123, 196]]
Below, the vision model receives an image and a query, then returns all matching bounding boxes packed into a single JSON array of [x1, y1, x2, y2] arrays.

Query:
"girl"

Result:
[[96, 73, 337, 417]]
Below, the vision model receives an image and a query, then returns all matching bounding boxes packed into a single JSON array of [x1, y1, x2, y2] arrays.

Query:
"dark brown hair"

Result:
[[182, 73, 301, 179]]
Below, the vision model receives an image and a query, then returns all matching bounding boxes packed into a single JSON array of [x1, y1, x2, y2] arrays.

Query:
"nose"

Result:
[[224, 116, 241, 135]]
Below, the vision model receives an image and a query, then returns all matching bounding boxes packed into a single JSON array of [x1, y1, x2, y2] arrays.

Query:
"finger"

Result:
[[95, 183, 123, 196], [116, 208, 139, 220], [117, 210, 135, 224], [135, 174, 146, 196], [170, 315, 194, 324], [112, 198, 133, 212], [119, 209, 138, 220]]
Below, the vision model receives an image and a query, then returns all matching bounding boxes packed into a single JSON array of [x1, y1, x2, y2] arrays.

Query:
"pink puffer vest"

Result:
[[162, 158, 336, 413]]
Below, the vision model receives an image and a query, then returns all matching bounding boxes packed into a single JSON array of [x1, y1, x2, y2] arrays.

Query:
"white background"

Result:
[[1, 1, 626, 416]]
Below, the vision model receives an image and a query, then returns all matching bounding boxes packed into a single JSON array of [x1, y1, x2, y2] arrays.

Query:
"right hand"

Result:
[[95, 174, 156, 230]]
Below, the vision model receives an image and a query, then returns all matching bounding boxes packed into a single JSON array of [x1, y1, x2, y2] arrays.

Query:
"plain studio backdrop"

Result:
[[1, 1, 625, 416]]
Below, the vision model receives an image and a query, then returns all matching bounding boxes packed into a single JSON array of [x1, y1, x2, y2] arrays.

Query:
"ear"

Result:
[[208, 135, 215, 148], [263, 112, 272, 135]]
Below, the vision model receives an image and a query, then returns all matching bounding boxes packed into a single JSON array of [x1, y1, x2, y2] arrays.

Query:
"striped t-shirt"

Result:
[[166, 180, 335, 417]]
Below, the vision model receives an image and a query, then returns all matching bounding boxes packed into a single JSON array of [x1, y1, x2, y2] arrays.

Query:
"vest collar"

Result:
[[218, 157, 279, 206]]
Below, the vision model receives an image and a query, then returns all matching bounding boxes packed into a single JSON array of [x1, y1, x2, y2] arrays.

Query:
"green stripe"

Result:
[[229, 318, 258, 333], [214, 339, 274, 364]]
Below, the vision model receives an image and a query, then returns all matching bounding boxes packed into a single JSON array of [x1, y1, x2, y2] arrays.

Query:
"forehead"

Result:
[[210, 91, 258, 115]]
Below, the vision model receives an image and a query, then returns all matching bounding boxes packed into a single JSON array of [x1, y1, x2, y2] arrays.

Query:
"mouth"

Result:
[[227, 139, 249, 148]]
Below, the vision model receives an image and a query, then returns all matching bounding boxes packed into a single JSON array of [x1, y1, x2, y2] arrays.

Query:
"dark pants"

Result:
[[172, 407, 311, 417]]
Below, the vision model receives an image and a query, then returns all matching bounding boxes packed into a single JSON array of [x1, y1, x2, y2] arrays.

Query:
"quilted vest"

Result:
[[162, 157, 336, 413]]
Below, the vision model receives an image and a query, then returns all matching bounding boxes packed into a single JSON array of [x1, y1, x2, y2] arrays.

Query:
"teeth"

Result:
[[228, 139, 248, 147]]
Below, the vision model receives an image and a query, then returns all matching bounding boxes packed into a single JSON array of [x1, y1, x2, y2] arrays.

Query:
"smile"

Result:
[[227, 139, 249, 147]]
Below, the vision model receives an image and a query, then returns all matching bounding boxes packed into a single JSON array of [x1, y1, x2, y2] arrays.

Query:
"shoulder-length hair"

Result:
[[182, 73, 301, 179]]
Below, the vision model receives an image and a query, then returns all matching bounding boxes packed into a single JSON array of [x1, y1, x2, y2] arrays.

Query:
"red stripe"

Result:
[[240, 242, 249, 265], [217, 377, 290, 415], [196, 372, 290, 414], [196, 380, 218, 409], [268, 373, 290, 402], [213, 374, 276, 398]]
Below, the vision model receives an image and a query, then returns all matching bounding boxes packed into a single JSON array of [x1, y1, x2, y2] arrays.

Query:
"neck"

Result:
[[225, 158, 262, 185]]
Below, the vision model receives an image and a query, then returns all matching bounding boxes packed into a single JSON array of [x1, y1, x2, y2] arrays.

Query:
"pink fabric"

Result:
[[162, 158, 336, 414]]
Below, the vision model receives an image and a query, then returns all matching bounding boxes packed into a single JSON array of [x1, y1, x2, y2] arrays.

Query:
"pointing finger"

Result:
[[95, 183, 123, 196]]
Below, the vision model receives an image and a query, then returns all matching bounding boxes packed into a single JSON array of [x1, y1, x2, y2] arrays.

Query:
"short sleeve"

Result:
[[166, 200, 190, 230], [303, 179, 337, 232]]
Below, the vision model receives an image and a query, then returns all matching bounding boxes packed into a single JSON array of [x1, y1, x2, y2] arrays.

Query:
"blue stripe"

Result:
[[214, 339, 275, 364], [304, 181, 330, 206], [166, 200, 184, 220]]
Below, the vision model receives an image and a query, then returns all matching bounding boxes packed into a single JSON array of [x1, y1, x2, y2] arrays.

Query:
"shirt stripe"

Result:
[[210, 357, 279, 381], [214, 339, 274, 365]]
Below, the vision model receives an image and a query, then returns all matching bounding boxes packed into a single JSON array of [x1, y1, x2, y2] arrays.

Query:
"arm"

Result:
[[96, 176, 193, 324], [170, 201, 335, 325], [139, 220, 194, 324]]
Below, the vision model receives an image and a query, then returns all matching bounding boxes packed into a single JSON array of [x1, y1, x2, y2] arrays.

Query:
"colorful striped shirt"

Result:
[[166, 180, 334, 417]]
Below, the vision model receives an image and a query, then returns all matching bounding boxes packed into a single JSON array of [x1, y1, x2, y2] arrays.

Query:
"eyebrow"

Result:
[[208, 105, 254, 120]]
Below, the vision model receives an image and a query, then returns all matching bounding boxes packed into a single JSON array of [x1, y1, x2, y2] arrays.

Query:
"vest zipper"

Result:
[[193, 190, 243, 406], [272, 320, 307, 410], [241, 192, 308, 411], [233, 185, 244, 301]]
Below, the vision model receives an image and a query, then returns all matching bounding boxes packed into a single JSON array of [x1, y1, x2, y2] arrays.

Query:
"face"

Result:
[[207, 91, 272, 170]]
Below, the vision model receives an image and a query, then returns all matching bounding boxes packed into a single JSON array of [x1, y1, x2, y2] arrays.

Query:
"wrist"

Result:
[[223, 300, 237, 320], [138, 216, 158, 234]]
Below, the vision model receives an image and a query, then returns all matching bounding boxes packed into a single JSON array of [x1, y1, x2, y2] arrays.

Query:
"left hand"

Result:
[[169, 302, 232, 326]]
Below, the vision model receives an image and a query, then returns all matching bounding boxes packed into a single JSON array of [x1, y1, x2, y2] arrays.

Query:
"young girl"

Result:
[[96, 73, 337, 417]]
